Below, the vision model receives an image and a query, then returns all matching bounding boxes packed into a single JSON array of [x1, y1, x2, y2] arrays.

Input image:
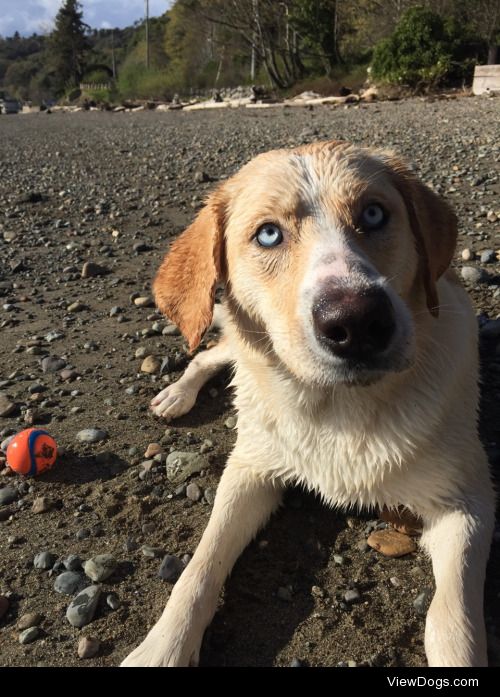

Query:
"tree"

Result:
[[48, 0, 90, 94]]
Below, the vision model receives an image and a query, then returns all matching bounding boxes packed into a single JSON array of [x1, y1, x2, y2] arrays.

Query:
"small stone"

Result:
[[311, 585, 325, 598], [290, 658, 306, 667], [32, 496, 53, 514], [18, 612, 43, 630], [84, 554, 117, 582], [461, 248, 473, 261], [413, 589, 432, 616], [141, 356, 161, 374], [33, 551, 56, 570], [76, 528, 91, 540], [204, 487, 216, 505], [134, 296, 154, 308], [355, 540, 369, 552], [162, 324, 180, 336], [78, 636, 100, 659], [0, 394, 17, 418], [165, 451, 206, 485], [461, 266, 485, 283], [81, 262, 108, 278], [141, 545, 165, 559], [54, 571, 84, 595], [106, 593, 120, 610], [158, 554, 185, 582], [186, 482, 202, 501], [144, 443, 162, 458], [41, 356, 67, 373], [66, 585, 101, 628], [76, 428, 108, 443], [367, 529, 417, 557], [60, 368, 79, 381], [19, 627, 40, 644], [0, 486, 18, 506], [480, 250, 496, 264], [344, 589, 361, 604], [194, 170, 210, 183], [68, 301, 86, 312], [333, 554, 344, 565], [224, 416, 237, 429], [0, 595, 9, 620], [390, 576, 402, 587]]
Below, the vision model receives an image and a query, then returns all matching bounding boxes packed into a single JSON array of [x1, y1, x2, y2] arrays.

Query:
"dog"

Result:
[[122, 140, 495, 667]]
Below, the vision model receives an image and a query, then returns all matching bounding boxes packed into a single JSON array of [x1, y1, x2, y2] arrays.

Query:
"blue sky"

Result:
[[0, 1, 173, 37]]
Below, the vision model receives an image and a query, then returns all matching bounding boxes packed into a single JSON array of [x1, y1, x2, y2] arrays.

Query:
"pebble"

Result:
[[0, 486, 18, 506], [290, 658, 306, 667], [333, 554, 345, 565], [32, 496, 53, 514], [18, 612, 43, 630], [204, 487, 216, 505], [33, 551, 56, 570], [461, 266, 485, 283], [54, 571, 85, 595], [84, 554, 117, 582], [60, 368, 79, 381], [0, 595, 9, 621], [344, 589, 361, 604], [41, 356, 66, 373], [76, 428, 108, 443], [461, 248, 473, 261], [367, 529, 417, 557], [0, 393, 17, 418], [144, 442, 162, 458], [158, 554, 185, 582], [165, 451, 206, 485], [67, 301, 86, 312], [186, 482, 202, 501], [66, 585, 101, 628], [134, 296, 154, 308], [413, 589, 432, 616], [141, 356, 161, 374], [224, 416, 237, 429], [81, 262, 108, 278], [480, 249, 496, 264], [106, 593, 120, 610], [19, 627, 40, 644], [1, 435, 15, 453], [162, 324, 180, 336], [78, 636, 100, 659], [141, 545, 164, 559]]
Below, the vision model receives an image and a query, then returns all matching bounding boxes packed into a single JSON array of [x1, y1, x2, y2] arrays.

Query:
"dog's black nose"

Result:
[[313, 287, 396, 359]]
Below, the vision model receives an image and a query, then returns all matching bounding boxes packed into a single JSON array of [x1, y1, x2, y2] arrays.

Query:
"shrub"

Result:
[[371, 6, 484, 88]]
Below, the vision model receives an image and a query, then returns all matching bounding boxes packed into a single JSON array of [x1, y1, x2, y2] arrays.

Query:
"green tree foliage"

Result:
[[48, 0, 90, 94], [371, 6, 487, 88]]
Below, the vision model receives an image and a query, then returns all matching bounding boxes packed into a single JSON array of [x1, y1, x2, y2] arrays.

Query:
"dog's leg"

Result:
[[121, 462, 283, 666], [421, 493, 494, 667], [151, 336, 231, 420]]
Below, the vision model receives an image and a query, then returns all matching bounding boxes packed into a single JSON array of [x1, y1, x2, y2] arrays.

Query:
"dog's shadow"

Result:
[[40, 451, 129, 485]]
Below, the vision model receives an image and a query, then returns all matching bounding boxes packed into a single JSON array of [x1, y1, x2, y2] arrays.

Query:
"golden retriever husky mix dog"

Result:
[[122, 141, 494, 667]]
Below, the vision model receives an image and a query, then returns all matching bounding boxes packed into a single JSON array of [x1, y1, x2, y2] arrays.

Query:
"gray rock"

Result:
[[66, 585, 101, 628], [45, 331, 64, 343], [0, 393, 18, 418], [1, 435, 15, 453], [344, 589, 361, 604], [413, 588, 432, 616], [19, 627, 40, 644], [461, 266, 485, 283], [141, 545, 164, 559], [0, 486, 18, 506], [166, 451, 206, 485], [76, 428, 108, 443], [480, 249, 496, 264], [78, 636, 100, 659], [106, 593, 120, 610], [186, 482, 202, 501], [54, 571, 85, 595], [158, 554, 185, 582], [84, 554, 117, 582], [224, 416, 237, 429], [333, 554, 345, 565], [34, 551, 56, 570], [41, 356, 66, 373], [204, 487, 216, 505]]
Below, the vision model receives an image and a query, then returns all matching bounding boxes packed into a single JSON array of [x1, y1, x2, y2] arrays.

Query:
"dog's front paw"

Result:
[[150, 383, 198, 421], [121, 625, 201, 667]]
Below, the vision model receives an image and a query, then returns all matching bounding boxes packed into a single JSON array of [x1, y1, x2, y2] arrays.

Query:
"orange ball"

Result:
[[6, 429, 57, 477]]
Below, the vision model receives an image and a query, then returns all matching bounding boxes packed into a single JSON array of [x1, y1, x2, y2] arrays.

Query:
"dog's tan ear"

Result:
[[153, 194, 225, 351], [386, 157, 458, 317]]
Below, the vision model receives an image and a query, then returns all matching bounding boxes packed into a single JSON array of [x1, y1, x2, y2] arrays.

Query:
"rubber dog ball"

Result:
[[6, 429, 57, 476]]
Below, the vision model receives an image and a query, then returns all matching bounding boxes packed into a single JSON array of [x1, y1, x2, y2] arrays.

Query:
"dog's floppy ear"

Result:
[[153, 192, 226, 352], [384, 155, 458, 317]]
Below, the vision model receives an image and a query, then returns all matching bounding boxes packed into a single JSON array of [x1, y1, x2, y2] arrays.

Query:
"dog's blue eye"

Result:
[[256, 224, 283, 247], [360, 204, 387, 231]]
